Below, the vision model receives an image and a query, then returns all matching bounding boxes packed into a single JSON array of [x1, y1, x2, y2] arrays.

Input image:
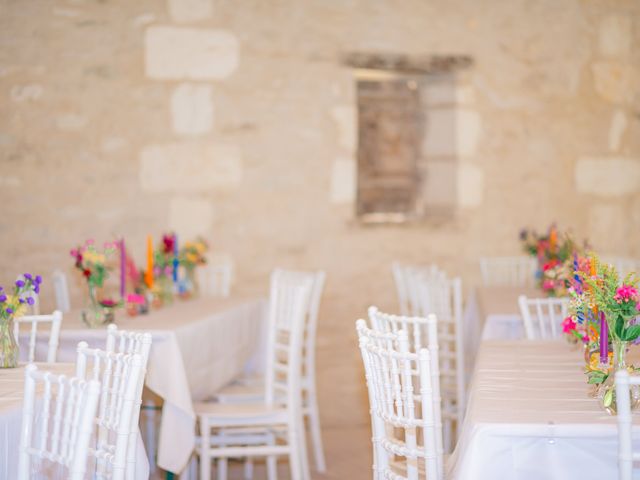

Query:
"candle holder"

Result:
[[597, 339, 640, 415]]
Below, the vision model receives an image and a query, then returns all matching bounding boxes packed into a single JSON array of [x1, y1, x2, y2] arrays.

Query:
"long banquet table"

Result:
[[0, 363, 149, 479], [450, 340, 640, 479], [25, 296, 268, 474]]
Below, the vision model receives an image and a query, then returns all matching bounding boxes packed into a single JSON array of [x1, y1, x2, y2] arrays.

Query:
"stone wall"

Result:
[[1, 0, 639, 434]]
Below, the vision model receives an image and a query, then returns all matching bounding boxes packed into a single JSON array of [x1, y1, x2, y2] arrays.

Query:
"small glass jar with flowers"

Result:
[[575, 256, 640, 414], [178, 238, 208, 298], [0, 274, 41, 368], [71, 239, 120, 327]]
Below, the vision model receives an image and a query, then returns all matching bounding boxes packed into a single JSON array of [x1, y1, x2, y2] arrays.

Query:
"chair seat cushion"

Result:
[[194, 401, 289, 425]]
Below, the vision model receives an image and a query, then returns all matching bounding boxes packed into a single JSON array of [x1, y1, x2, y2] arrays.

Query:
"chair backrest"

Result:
[[518, 295, 569, 340], [479, 256, 537, 287], [14, 310, 63, 363], [106, 325, 152, 480], [616, 370, 640, 480], [271, 268, 326, 385], [52, 270, 71, 313], [601, 256, 640, 278], [75, 341, 144, 480], [392, 262, 411, 315], [197, 254, 234, 297], [393, 263, 440, 316], [363, 310, 443, 475], [356, 321, 442, 480], [18, 364, 101, 480], [413, 270, 466, 427], [264, 270, 313, 412]]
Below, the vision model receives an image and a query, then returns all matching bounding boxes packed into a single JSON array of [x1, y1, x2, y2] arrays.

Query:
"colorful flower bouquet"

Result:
[[564, 254, 640, 414], [71, 239, 120, 327], [0, 273, 41, 367], [520, 225, 583, 297], [178, 237, 208, 297]]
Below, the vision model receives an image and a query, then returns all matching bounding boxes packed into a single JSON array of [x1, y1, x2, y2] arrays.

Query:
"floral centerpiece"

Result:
[[178, 237, 208, 297], [0, 274, 41, 368], [149, 233, 178, 307], [566, 254, 640, 414], [520, 225, 583, 297], [71, 239, 119, 327]]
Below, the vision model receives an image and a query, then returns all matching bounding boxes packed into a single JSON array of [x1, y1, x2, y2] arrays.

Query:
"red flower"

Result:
[[83, 269, 91, 278], [162, 234, 175, 254]]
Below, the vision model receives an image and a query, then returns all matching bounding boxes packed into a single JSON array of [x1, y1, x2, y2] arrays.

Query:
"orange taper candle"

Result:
[[146, 235, 154, 289]]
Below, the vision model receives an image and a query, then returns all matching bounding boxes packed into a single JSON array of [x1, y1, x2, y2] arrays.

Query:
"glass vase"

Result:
[[81, 285, 115, 328], [0, 319, 19, 368], [598, 339, 640, 415]]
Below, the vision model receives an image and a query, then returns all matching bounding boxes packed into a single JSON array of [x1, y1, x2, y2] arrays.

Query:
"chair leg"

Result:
[[217, 458, 228, 480], [200, 418, 211, 480], [267, 455, 278, 480], [306, 392, 326, 472], [288, 422, 302, 480], [243, 458, 254, 479], [298, 414, 311, 480]]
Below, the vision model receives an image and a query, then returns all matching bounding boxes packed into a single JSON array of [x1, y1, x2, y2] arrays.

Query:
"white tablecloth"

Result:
[[26, 297, 268, 474], [0, 363, 149, 479], [450, 340, 640, 479]]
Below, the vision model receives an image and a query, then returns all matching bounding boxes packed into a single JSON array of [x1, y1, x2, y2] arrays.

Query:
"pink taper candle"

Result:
[[120, 238, 126, 299], [599, 311, 608, 365]]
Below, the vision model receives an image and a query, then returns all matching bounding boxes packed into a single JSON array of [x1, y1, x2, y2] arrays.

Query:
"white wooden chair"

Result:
[[52, 270, 71, 313], [18, 364, 101, 480], [14, 310, 63, 363], [212, 268, 327, 473], [601, 256, 640, 278], [392, 262, 439, 316], [479, 256, 537, 287], [197, 254, 234, 297], [518, 295, 569, 340], [105, 325, 153, 480], [616, 370, 640, 480], [407, 269, 465, 453], [357, 320, 443, 480], [75, 341, 145, 480], [363, 310, 444, 476], [194, 273, 313, 480]]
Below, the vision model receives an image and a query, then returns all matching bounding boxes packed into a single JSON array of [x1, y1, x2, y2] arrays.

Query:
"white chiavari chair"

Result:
[[18, 364, 101, 480], [479, 256, 537, 287], [52, 270, 71, 313], [518, 295, 569, 340], [601, 256, 640, 278], [616, 370, 640, 480], [212, 268, 327, 473], [105, 325, 153, 480], [14, 310, 63, 363], [75, 341, 145, 480], [357, 320, 443, 480], [393, 263, 440, 317], [194, 273, 313, 480], [361, 310, 444, 477], [409, 269, 464, 453], [392, 262, 412, 316], [197, 254, 234, 298]]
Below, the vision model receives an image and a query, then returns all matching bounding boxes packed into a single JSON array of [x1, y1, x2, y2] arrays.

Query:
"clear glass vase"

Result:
[[598, 339, 640, 415], [0, 319, 19, 368], [81, 285, 115, 328]]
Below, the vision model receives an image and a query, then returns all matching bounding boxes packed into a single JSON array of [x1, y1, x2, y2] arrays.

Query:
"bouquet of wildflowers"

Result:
[[180, 238, 208, 270], [71, 239, 119, 309]]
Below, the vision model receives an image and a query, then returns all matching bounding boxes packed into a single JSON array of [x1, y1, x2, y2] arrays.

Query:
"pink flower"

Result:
[[614, 284, 639, 303], [542, 280, 555, 291], [562, 316, 577, 334]]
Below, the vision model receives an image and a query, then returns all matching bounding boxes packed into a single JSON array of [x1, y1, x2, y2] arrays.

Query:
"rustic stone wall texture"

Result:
[[1, 1, 639, 462]]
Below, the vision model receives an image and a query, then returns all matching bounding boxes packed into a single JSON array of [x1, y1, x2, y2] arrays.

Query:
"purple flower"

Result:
[[34, 285, 40, 294], [5, 308, 13, 315], [0, 295, 6, 303], [35, 275, 42, 285], [23, 273, 32, 280], [15, 280, 24, 288], [26, 297, 35, 306], [18, 299, 24, 304]]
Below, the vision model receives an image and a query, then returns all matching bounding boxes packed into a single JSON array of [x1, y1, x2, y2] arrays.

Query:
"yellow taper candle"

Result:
[[146, 235, 154, 289]]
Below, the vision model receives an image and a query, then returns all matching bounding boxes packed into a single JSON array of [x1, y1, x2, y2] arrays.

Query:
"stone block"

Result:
[[140, 142, 242, 193], [171, 83, 213, 135], [421, 161, 457, 207], [457, 163, 484, 207], [588, 203, 625, 253], [575, 157, 640, 196], [330, 157, 356, 204], [608, 109, 627, 152], [168, 0, 212, 23], [10, 84, 43, 102], [145, 26, 238, 80], [423, 80, 474, 106], [591, 62, 634, 104], [330, 106, 356, 152], [598, 15, 631, 57], [101, 137, 127, 153], [168, 196, 214, 239], [55, 114, 87, 131], [422, 108, 480, 157]]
